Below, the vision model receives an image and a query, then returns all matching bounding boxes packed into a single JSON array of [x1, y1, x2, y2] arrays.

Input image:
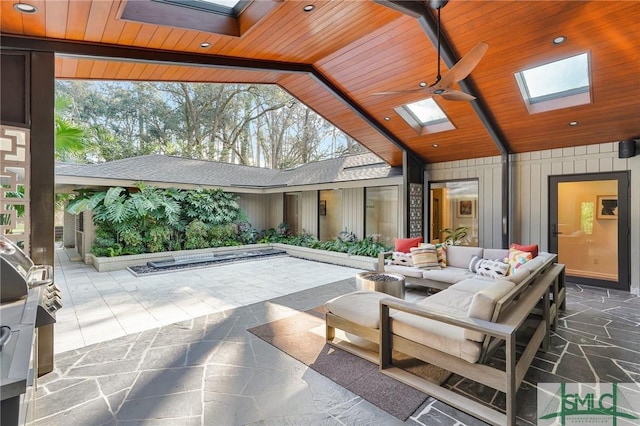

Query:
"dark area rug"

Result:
[[247, 307, 450, 421]]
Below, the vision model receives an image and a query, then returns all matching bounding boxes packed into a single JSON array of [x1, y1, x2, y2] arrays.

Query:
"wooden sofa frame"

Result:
[[325, 259, 566, 426]]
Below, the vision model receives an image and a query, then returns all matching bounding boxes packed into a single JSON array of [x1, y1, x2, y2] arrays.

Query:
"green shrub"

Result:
[[146, 225, 172, 253], [208, 223, 238, 247], [184, 220, 209, 250]]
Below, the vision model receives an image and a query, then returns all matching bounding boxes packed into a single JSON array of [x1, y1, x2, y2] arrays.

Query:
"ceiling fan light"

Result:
[[303, 4, 315, 12], [13, 3, 38, 13], [432, 144, 439, 148], [419, 82, 427, 88], [553, 36, 567, 45], [200, 42, 211, 48], [384, 117, 390, 121], [569, 121, 578, 126]]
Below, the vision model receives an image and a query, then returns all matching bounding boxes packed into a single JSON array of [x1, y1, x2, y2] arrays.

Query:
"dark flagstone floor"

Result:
[[29, 281, 640, 426]]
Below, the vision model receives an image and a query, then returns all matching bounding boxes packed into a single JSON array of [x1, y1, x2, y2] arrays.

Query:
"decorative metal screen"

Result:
[[409, 183, 423, 238], [1, 125, 30, 251]]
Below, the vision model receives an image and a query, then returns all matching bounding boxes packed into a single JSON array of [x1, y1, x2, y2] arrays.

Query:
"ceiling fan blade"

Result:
[[439, 42, 488, 87], [438, 90, 476, 101], [372, 89, 424, 96]]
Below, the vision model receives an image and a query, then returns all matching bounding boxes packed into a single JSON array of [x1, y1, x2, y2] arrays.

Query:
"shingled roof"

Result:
[[56, 153, 401, 189]]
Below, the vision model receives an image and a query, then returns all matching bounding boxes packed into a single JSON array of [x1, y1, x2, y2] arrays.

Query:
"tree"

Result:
[[55, 80, 367, 168]]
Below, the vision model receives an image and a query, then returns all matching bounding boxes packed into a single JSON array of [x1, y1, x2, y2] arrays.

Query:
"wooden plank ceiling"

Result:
[[2, 0, 639, 167]]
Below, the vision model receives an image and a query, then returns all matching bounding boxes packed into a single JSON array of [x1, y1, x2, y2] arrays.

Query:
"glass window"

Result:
[[515, 53, 591, 113], [365, 186, 398, 246], [429, 180, 479, 246], [319, 189, 343, 241]]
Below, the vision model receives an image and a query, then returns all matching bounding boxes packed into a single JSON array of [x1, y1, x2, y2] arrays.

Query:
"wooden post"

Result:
[[379, 301, 392, 369]]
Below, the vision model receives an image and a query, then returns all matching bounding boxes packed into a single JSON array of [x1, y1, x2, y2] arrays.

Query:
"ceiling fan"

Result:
[[374, 0, 488, 101]]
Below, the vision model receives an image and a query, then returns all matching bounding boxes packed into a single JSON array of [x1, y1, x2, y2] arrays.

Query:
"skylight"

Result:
[[154, 0, 248, 16], [395, 98, 454, 135], [515, 52, 591, 114]]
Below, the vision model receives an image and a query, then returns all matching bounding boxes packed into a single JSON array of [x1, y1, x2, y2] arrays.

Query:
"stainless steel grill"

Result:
[[0, 236, 61, 426]]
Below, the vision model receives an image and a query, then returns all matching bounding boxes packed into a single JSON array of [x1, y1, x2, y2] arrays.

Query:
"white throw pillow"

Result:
[[390, 251, 413, 266], [475, 259, 510, 279]]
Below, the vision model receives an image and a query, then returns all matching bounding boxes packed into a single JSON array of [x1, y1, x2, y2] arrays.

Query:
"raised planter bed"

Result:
[[87, 243, 378, 272]]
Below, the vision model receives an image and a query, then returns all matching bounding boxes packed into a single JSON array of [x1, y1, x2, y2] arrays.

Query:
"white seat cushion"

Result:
[[390, 312, 482, 363], [421, 267, 475, 284], [449, 278, 498, 294], [325, 290, 399, 329], [417, 288, 474, 315], [384, 264, 424, 278]]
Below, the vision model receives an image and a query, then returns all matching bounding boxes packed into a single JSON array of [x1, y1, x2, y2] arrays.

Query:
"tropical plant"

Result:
[[441, 226, 468, 246], [55, 94, 88, 162], [182, 188, 243, 225]]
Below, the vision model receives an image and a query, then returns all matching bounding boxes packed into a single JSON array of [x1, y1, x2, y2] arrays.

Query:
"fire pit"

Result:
[[355, 271, 405, 299]]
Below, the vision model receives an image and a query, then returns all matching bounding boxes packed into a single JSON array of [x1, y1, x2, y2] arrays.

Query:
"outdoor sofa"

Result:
[[378, 244, 546, 291], [325, 249, 566, 426]]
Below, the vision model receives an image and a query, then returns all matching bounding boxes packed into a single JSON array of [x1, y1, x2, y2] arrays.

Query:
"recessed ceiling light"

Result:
[[200, 42, 211, 48], [432, 144, 439, 148], [13, 3, 38, 13], [569, 121, 578, 126], [419, 82, 428, 88], [553, 36, 567, 45], [384, 117, 390, 121], [303, 5, 315, 12]]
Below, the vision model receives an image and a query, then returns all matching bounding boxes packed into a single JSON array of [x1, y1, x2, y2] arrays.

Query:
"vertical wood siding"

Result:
[[301, 190, 319, 237], [343, 187, 364, 239], [237, 193, 270, 231], [426, 142, 640, 294]]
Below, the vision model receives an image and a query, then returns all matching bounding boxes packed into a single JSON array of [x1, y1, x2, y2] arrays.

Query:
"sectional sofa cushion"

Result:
[[483, 248, 509, 261], [418, 288, 474, 314], [384, 263, 425, 278], [449, 277, 498, 294], [421, 267, 475, 284], [394, 236, 423, 253], [324, 290, 398, 329], [465, 280, 516, 342], [506, 264, 531, 285], [390, 312, 483, 363], [446, 246, 484, 269]]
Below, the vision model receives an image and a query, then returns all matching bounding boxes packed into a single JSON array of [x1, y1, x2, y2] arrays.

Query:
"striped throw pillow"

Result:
[[410, 246, 440, 269]]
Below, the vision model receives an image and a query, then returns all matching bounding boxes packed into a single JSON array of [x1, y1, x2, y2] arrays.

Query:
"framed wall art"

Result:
[[456, 199, 476, 218], [319, 199, 327, 216], [596, 195, 617, 220]]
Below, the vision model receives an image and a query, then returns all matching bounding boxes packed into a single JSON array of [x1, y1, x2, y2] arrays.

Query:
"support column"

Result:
[[403, 151, 424, 238], [29, 51, 55, 267]]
